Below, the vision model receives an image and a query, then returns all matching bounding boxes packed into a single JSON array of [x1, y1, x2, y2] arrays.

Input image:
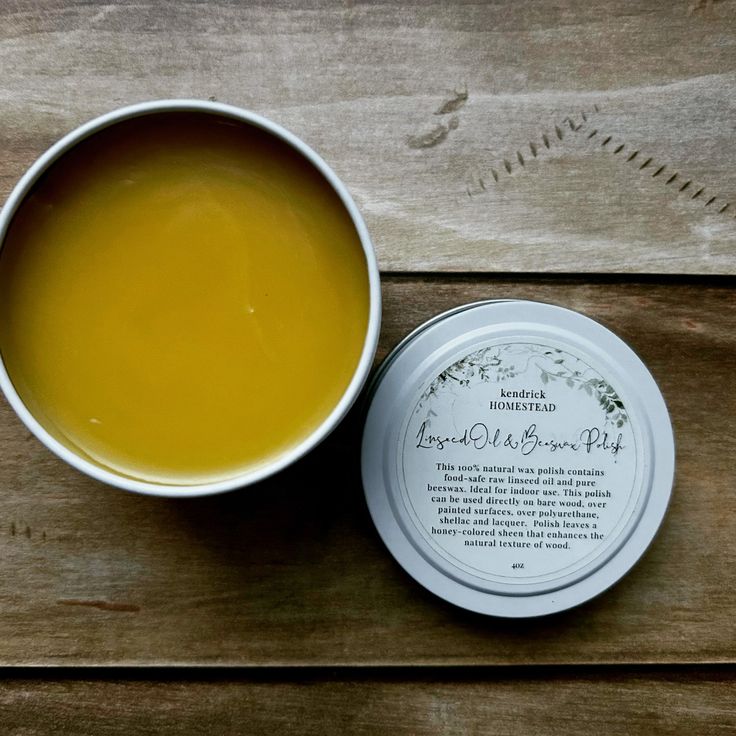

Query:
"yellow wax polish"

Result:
[[0, 112, 369, 485]]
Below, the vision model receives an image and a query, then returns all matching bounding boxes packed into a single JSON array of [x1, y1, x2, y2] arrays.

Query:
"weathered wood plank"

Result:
[[0, 670, 734, 735], [1, 1, 735, 273], [0, 275, 733, 665]]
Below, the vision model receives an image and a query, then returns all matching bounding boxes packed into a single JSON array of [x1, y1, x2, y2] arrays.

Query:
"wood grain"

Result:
[[0, 275, 733, 666], [0, 670, 734, 735], [1, 1, 736, 273]]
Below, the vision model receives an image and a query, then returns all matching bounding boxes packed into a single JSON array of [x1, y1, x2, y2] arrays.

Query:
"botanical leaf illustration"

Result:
[[415, 343, 627, 428]]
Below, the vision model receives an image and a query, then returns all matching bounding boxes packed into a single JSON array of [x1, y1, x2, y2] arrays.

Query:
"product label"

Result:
[[399, 342, 643, 585]]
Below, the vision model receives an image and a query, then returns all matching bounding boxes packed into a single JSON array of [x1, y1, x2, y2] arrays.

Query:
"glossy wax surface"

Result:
[[0, 113, 369, 485]]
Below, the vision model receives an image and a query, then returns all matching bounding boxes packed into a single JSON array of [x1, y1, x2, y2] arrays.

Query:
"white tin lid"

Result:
[[362, 300, 674, 617]]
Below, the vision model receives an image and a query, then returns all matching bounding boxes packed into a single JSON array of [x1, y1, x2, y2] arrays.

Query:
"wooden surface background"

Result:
[[1, 0, 735, 733], [2, 0, 736, 274]]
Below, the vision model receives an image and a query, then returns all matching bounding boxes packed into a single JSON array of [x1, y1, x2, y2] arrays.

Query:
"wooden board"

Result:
[[1, 2, 735, 729], [1, 670, 734, 735], [1, 1, 736, 273], [0, 275, 733, 666]]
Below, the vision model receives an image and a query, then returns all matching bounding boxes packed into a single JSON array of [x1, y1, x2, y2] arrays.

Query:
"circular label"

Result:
[[398, 341, 644, 588]]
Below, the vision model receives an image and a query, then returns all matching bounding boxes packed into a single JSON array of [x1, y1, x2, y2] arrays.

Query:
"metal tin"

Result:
[[362, 300, 674, 617], [0, 100, 381, 497]]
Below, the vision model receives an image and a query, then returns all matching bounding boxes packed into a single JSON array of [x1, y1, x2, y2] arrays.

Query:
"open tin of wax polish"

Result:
[[362, 300, 675, 617], [0, 100, 381, 496]]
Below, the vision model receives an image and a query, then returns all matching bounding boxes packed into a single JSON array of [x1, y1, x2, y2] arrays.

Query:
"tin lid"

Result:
[[362, 300, 674, 617]]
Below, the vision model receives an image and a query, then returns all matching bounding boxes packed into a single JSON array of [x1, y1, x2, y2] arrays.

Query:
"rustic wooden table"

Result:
[[1, 1, 735, 733]]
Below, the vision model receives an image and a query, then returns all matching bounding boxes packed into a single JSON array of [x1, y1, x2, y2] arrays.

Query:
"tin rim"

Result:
[[362, 300, 675, 617], [0, 99, 381, 497], [364, 299, 513, 405]]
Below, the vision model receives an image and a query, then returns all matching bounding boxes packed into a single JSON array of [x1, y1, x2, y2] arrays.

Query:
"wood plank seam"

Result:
[[0, 663, 733, 680]]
